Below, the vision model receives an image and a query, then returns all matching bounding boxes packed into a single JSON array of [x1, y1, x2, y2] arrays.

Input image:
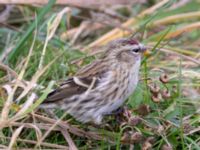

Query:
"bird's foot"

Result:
[[112, 107, 125, 115], [105, 106, 125, 116]]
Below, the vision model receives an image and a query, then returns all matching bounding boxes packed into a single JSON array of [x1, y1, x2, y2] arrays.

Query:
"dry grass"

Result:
[[0, 0, 199, 149]]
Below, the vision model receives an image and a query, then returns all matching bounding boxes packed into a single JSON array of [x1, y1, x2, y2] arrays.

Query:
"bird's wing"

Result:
[[44, 78, 87, 103], [44, 60, 108, 103], [75, 59, 105, 77]]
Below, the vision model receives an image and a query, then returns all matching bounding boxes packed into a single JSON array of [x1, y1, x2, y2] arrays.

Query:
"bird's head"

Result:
[[103, 38, 146, 67]]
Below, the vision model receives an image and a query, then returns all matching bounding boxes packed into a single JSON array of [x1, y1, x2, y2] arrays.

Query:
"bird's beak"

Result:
[[139, 44, 147, 53], [141, 46, 147, 53]]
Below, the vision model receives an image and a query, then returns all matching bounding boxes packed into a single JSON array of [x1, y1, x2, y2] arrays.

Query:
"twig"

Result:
[[8, 125, 24, 149], [147, 45, 200, 65], [0, 62, 18, 79], [0, 45, 14, 62], [70, 21, 90, 44], [0, 136, 68, 149], [185, 127, 200, 136], [10, 122, 60, 131], [159, 48, 200, 65], [35, 112, 68, 148], [164, 22, 200, 39], [38, 7, 71, 69], [60, 128, 78, 150], [33, 113, 114, 142]]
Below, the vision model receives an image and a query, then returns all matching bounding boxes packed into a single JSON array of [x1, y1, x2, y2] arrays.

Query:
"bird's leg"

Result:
[[112, 107, 125, 115], [112, 106, 133, 125], [105, 106, 125, 115], [101, 107, 126, 127]]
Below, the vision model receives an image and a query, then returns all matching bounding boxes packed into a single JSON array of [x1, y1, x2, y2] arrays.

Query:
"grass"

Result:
[[0, 0, 200, 149]]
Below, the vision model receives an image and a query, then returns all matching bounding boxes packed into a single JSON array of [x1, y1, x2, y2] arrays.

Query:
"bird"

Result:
[[40, 38, 146, 124]]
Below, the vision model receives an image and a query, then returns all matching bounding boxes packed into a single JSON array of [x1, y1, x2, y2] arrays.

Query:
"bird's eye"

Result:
[[132, 48, 140, 53]]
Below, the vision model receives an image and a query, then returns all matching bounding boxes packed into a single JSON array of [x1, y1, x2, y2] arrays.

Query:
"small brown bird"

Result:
[[40, 38, 146, 124]]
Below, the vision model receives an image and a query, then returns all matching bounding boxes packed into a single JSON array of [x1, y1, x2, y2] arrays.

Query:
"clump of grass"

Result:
[[0, 0, 200, 149]]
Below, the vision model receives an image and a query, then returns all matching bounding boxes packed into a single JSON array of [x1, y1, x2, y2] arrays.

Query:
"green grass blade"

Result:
[[142, 26, 172, 64], [7, 0, 56, 63]]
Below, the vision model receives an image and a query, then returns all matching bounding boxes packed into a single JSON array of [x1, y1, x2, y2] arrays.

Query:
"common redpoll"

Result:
[[40, 38, 146, 124]]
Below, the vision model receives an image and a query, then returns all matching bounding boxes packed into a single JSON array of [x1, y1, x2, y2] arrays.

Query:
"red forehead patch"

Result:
[[126, 39, 139, 45]]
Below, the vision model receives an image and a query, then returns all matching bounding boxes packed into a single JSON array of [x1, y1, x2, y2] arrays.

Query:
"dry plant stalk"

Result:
[[84, 0, 170, 51], [84, 1, 200, 53], [147, 45, 200, 65], [0, 136, 68, 149], [39, 7, 71, 69], [61, 22, 103, 41], [152, 11, 200, 25], [8, 125, 24, 149], [0, 62, 18, 79], [33, 114, 113, 142], [60, 128, 78, 150], [164, 22, 200, 39], [0, 22, 37, 121], [0, 0, 144, 7]]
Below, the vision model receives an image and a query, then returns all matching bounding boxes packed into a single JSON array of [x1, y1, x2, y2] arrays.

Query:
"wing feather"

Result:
[[43, 60, 108, 103]]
